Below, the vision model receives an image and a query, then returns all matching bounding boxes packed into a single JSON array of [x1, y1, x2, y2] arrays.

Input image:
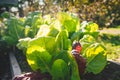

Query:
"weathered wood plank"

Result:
[[9, 52, 21, 77]]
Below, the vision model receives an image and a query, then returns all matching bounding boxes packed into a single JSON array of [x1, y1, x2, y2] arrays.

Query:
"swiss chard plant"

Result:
[[1, 11, 44, 47], [16, 12, 107, 80], [1, 13, 24, 46]]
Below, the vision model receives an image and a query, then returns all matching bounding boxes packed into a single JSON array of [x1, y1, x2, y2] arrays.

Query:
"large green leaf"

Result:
[[3, 17, 24, 45], [7, 17, 24, 38], [52, 59, 69, 80], [28, 36, 56, 54], [84, 43, 107, 74], [57, 12, 80, 33], [52, 50, 80, 80], [26, 45, 52, 73]]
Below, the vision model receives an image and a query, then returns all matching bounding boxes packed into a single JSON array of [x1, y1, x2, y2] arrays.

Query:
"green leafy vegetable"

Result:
[[55, 30, 71, 50], [52, 59, 69, 80], [2, 17, 24, 45], [28, 36, 56, 54], [80, 35, 96, 52], [57, 12, 80, 35], [15, 12, 107, 80], [26, 45, 52, 73], [84, 43, 107, 74], [80, 21, 99, 38]]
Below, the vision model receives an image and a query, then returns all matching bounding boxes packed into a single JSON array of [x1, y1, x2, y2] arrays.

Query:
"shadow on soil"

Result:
[[82, 61, 120, 80]]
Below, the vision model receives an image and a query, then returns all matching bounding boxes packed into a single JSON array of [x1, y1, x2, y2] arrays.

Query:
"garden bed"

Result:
[[12, 50, 120, 80], [0, 52, 11, 80], [82, 60, 120, 80]]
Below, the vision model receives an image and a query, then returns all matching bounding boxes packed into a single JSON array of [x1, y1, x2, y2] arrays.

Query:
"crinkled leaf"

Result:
[[2, 17, 24, 45], [51, 20, 62, 32], [57, 12, 80, 33], [80, 21, 99, 38], [47, 25, 59, 37], [86, 52, 107, 74], [17, 37, 31, 51], [7, 17, 24, 38], [80, 35, 96, 53], [57, 12, 71, 24], [84, 43, 107, 74], [28, 36, 56, 54], [81, 21, 98, 32]]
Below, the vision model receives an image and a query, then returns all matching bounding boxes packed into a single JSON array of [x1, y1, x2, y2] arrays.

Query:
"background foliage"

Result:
[[0, 0, 120, 28], [13, 0, 120, 28]]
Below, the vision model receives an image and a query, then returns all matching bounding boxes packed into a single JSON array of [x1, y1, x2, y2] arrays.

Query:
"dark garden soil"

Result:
[[14, 50, 32, 73], [82, 61, 120, 80], [0, 51, 11, 80]]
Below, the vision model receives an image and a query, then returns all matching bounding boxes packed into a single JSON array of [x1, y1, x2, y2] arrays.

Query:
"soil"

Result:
[[0, 51, 11, 80], [14, 50, 32, 73], [82, 61, 120, 80]]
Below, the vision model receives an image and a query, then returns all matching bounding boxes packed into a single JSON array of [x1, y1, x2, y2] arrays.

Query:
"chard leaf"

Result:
[[28, 36, 56, 54], [3, 17, 24, 45], [70, 31, 82, 41], [80, 21, 99, 38], [81, 21, 98, 32], [80, 35, 96, 53], [36, 24, 50, 37], [52, 59, 69, 80], [55, 30, 71, 50], [26, 45, 52, 73], [84, 43, 107, 74], [1, 11, 10, 18], [54, 51, 80, 80], [68, 51, 81, 80], [36, 24, 59, 37], [17, 37, 31, 52], [57, 12, 80, 33], [2, 36, 17, 45], [47, 25, 59, 37], [24, 12, 42, 37]]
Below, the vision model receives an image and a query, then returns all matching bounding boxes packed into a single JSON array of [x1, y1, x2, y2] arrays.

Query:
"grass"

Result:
[[98, 28, 120, 62]]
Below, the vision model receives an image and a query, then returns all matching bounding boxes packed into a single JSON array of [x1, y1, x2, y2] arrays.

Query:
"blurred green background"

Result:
[[0, 0, 120, 62]]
